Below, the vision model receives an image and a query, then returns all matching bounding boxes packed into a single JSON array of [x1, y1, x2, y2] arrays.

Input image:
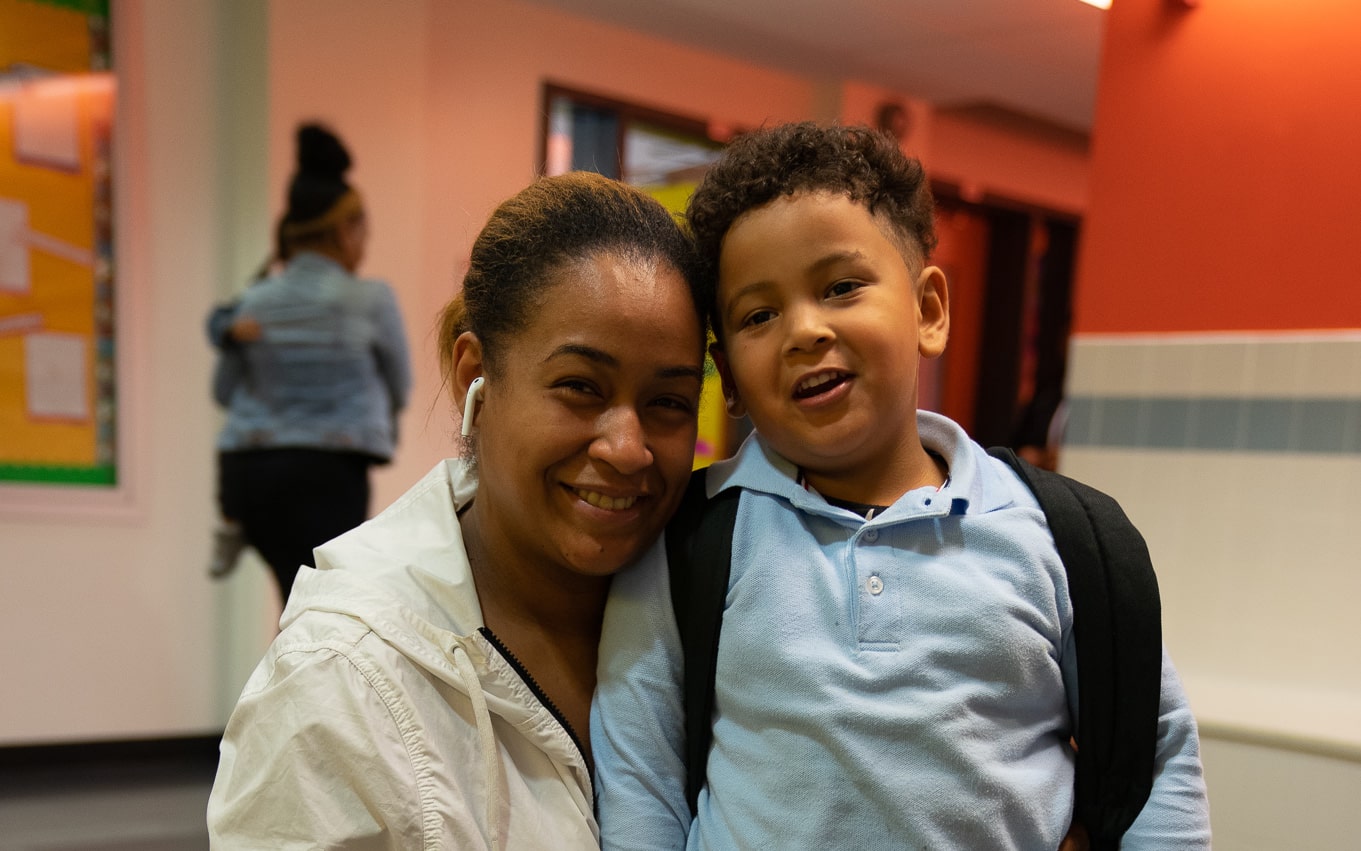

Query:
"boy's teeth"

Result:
[[797, 373, 838, 393], [578, 489, 638, 511]]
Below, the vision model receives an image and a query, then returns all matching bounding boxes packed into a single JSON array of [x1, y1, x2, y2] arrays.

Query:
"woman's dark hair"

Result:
[[284, 123, 353, 224], [278, 122, 365, 257], [438, 171, 704, 387], [686, 122, 937, 334]]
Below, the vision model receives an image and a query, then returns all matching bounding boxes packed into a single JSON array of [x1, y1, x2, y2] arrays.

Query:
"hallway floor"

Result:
[[0, 739, 216, 851]]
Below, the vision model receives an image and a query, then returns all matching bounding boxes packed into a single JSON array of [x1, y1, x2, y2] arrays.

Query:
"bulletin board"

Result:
[[0, 0, 115, 485]]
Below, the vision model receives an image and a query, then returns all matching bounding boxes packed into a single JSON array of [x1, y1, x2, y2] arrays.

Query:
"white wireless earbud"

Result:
[[460, 376, 485, 437]]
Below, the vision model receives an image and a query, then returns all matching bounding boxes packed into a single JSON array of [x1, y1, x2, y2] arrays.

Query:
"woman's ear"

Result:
[[452, 332, 486, 429], [709, 342, 747, 419], [916, 265, 950, 359]]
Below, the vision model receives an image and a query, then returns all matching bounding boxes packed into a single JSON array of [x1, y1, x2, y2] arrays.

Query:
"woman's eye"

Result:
[[654, 394, 698, 415], [555, 379, 598, 397]]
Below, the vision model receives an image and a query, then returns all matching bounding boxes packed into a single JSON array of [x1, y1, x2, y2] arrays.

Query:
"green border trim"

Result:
[[25, 0, 109, 17], [0, 464, 117, 486]]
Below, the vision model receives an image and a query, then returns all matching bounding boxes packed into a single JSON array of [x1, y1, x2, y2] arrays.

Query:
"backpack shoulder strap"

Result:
[[988, 447, 1162, 850], [665, 468, 741, 818]]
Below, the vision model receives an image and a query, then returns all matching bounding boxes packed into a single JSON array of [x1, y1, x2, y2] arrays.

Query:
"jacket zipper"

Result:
[[477, 626, 590, 772]]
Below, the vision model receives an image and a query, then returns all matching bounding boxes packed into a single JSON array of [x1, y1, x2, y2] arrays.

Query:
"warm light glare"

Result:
[[1078, 0, 1112, 9]]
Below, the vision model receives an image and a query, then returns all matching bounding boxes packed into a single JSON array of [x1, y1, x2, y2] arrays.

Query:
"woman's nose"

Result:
[[589, 407, 654, 474]]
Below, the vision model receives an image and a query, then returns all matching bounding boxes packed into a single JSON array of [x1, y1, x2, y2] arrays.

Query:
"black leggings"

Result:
[[219, 449, 372, 605]]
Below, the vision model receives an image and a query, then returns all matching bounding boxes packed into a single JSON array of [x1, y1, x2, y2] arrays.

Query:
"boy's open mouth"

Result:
[[793, 370, 850, 400]]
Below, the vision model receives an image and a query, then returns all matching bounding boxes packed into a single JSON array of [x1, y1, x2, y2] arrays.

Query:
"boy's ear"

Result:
[[916, 265, 950, 359], [708, 342, 747, 419]]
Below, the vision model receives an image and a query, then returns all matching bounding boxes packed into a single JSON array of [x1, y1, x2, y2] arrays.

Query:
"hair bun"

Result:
[[296, 123, 352, 179]]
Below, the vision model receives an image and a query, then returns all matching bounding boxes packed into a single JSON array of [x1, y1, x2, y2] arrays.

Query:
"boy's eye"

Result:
[[741, 308, 776, 329], [826, 279, 862, 299]]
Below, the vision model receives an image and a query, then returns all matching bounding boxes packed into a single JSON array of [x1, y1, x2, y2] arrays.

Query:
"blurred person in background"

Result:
[[211, 123, 411, 606]]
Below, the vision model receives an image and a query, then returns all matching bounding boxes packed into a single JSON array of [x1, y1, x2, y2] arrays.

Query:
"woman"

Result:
[[207, 171, 707, 848], [214, 123, 412, 603]]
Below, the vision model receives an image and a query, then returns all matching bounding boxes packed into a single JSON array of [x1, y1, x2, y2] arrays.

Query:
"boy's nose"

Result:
[[785, 306, 835, 354], [589, 407, 654, 475]]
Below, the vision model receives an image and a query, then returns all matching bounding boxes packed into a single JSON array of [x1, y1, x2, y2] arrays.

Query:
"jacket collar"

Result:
[[288, 458, 481, 635]]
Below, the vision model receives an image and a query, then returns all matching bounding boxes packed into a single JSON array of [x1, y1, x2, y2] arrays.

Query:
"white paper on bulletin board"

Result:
[[24, 332, 89, 420], [13, 81, 83, 171], [0, 197, 30, 293]]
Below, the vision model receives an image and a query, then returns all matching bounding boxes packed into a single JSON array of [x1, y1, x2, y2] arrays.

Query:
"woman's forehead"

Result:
[[509, 254, 700, 361]]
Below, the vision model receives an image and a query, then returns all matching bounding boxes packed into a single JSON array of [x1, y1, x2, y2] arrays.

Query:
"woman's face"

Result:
[[471, 251, 704, 579]]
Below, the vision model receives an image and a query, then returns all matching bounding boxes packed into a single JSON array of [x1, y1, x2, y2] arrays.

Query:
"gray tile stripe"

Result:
[[1065, 396, 1361, 454]]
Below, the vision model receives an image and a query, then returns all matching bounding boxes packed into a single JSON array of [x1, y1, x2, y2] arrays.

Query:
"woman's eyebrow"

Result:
[[545, 343, 615, 367], [546, 344, 703, 382], [657, 365, 705, 382]]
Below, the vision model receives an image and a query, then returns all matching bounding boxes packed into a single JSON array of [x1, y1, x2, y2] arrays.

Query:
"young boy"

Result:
[[591, 123, 1210, 849]]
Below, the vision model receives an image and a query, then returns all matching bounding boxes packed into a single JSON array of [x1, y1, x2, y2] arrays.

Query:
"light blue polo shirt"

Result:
[[592, 411, 1209, 849]]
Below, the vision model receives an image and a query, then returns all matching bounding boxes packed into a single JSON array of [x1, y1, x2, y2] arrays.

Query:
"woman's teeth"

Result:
[[576, 489, 638, 510]]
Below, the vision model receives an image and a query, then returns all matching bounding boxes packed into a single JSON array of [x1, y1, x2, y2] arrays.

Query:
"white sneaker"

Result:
[[209, 524, 248, 578]]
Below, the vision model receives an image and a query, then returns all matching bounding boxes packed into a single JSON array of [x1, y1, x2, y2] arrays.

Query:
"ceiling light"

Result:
[[1078, 0, 1112, 9]]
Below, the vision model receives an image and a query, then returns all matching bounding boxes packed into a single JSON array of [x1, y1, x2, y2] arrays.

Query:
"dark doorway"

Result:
[[931, 187, 1080, 467]]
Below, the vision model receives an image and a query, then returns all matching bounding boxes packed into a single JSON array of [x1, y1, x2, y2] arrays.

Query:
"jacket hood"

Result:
[[283, 458, 484, 673]]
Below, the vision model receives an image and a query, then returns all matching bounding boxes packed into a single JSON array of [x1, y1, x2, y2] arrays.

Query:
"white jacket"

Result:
[[208, 459, 599, 850]]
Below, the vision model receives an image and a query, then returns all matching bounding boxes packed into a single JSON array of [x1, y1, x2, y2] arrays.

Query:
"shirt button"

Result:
[[864, 529, 879, 543], [867, 575, 884, 595]]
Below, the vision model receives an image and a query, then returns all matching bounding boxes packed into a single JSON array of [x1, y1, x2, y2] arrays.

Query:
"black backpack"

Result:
[[665, 446, 1162, 851]]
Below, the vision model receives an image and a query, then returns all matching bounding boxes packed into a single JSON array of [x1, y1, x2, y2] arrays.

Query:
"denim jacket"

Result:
[[214, 252, 411, 461]]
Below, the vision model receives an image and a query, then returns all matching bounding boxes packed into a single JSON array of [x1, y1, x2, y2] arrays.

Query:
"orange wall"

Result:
[[1075, 0, 1361, 334]]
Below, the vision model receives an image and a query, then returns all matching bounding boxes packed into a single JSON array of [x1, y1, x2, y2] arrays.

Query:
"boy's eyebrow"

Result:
[[545, 343, 704, 382], [807, 249, 870, 273]]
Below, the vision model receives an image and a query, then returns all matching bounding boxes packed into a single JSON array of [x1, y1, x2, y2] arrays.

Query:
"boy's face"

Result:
[[712, 191, 948, 499]]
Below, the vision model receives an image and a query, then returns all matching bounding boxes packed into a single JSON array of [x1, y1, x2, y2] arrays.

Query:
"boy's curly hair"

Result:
[[686, 122, 937, 334]]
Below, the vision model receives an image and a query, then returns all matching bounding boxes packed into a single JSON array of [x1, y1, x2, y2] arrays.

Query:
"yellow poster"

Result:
[[644, 182, 730, 469], [0, 0, 114, 485]]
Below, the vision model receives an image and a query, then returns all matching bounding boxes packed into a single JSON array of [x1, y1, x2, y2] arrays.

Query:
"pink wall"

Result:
[[0, 0, 1096, 748], [416, 0, 822, 501], [266, 0, 1096, 510], [1076, 0, 1361, 334], [265, 0, 883, 507], [270, 0, 820, 508]]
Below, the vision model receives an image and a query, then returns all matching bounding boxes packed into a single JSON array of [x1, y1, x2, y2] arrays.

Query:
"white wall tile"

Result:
[[1296, 337, 1361, 398], [1245, 339, 1303, 397], [1201, 734, 1361, 850], [1059, 447, 1361, 750]]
